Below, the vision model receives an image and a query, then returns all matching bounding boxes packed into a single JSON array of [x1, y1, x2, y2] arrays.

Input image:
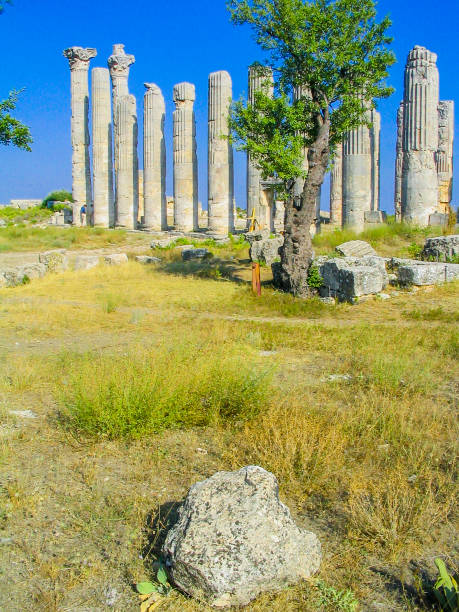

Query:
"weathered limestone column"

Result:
[[401, 46, 439, 226], [437, 100, 454, 214], [394, 102, 404, 222], [370, 109, 381, 211], [63, 46, 97, 226], [330, 143, 343, 226], [342, 112, 372, 232], [247, 65, 274, 226], [143, 83, 167, 231], [173, 82, 198, 232], [115, 95, 138, 229], [108, 44, 135, 207], [91, 67, 114, 227], [208, 71, 234, 234]]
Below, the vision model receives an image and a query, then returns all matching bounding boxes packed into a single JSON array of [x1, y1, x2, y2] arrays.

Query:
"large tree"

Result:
[[228, 0, 395, 297], [0, 1, 32, 151]]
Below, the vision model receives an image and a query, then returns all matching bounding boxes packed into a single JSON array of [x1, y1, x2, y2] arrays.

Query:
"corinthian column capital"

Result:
[[108, 44, 135, 78], [63, 46, 97, 71]]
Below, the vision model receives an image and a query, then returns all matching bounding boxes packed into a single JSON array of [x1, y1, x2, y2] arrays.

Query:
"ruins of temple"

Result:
[[63, 43, 454, 235]]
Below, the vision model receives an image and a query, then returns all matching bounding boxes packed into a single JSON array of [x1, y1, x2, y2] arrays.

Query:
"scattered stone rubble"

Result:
[[163, 466, 321, 608], [245, 229, 284, 265], [421, 235, 459, 261]]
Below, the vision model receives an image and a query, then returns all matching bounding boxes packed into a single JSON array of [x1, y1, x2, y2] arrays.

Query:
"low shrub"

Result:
[[41, 190, 73, 209]]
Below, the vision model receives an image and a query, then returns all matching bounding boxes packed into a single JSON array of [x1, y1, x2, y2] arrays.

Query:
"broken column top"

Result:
[[173, 82, 196, 104], [63, 47, 97, 70], [406, 45, 438, 66], [144, 82, 163, 96], [108, 44, 135, 75]]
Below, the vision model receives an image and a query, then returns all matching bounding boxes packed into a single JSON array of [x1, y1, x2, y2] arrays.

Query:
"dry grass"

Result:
[[0, 248, 457, 611]]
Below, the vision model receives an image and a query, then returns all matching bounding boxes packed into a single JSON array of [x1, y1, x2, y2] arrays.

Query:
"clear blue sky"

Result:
[[0, 0, 457, 213]]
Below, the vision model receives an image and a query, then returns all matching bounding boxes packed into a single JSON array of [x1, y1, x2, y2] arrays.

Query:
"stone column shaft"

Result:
[[247, 65, 273, 226], [370, 109, 381, 211], [208, 71, 234, 234], [92, 68, 114, 227], [342, 115, 372, 232], [330, 143, 343, 226], [437, 100, 454, 214], [401, 46, 439, 226], [394, 102, 404, 222], [63, 46, 97, 226], [143, 83, 167, 230], [173, 82, 198, 232], [115, 95, 138, 229]]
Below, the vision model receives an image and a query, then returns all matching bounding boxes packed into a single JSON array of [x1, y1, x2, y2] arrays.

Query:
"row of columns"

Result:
[[64, 45, 235, 234]]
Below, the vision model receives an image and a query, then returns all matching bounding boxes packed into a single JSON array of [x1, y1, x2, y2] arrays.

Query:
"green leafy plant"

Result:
[[307, 265, 323, 289], [0, 90, 32, 151], [315, 580, 359, 611], [433, 558, 459, 612], [136, 565, 173, 597], [41, 190, 73, 209], [407, 242, 422, 259]]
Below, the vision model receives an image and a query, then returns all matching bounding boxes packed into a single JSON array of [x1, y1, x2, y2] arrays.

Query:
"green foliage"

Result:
[[445, 205, 457, 235], [307, 264, 323, 289], [314, 580, 359, 611], [407, 242, 422, 259], [58, 342, 272, 440], [433, 558, 459, 612], [136, 565, 173, 597], [0, 0, 12, 14], [228, 0, 395, 190], [41, 190, 73, 209], [0, 90, 32, 151], [0, 205, 54, 225]]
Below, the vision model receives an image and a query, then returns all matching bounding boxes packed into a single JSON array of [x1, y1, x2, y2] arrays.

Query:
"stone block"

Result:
[[335, 240, 377, 257], [428, 213, 448, 227], [163, 466, 321, 608], [397, 262, 459, 285], [422, 235, 459, 261], [38, 249, 68, 273], [104, 253, 128, 265], [73, 255, 100, 271], [319, 257, 386, 301], [181, 248, 211, 261], [150, 238, 177, 249], [135, 255, 161, 264], [364, 210, 387, 224]]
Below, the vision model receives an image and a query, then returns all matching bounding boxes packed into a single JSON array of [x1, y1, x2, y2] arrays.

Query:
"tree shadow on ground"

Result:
[[158, 256, 249, 284], [369, 562, 438, 610]]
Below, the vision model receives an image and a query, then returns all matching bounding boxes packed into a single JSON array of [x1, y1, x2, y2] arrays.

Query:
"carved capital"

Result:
[[144, 83, 162, 96], [108, 44, 135, 78], [63, 47, 97, 71]]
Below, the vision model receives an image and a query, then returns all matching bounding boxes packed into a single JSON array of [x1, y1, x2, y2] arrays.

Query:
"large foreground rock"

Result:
[[318, 256, 388, 301], [246, 230, 284, 265], [163, 466, 321, 608], [421, 235, 459, 261], [397, 261, 459, 285]]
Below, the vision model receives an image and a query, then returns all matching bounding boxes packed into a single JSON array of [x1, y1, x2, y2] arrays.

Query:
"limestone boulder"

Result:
[[73, 255, 100, 271], [318, 257, 386, 301], [336, 240, 377, 257], [397, 261, 459, 285], [39, 249, 69, 273], [135, 255, 161, 264], [150, 238, 177, 249], [246, 230, 284, 265], [104, 253, 128, 265], [421, 235, 459, 262], [181, 248, 211, 261], [163, 466, 321, 608]]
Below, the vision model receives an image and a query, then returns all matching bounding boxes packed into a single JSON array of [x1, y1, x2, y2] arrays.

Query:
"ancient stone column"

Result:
[[401, 46, 439, 226], [143, 83, 167, 231], [208, 71, 234, 234], [437, 100, 454, 215], [63, 46, 97, 226], [330, 143, 343, 226], [247, 65, 274, 226], [173, 82, 198, 232], [370, 109, 381, 212], [91, 68, 114, 227], [115, 95, 138, 229], [342, 111, 372, 232], [394, 102, 404, 222], [108, 44, 135, 207]]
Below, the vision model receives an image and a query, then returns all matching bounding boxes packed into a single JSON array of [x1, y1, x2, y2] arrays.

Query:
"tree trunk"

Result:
[[274, 119, 330, 297]]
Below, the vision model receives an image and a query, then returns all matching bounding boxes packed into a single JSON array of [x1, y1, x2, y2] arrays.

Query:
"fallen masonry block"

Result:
[[150, 238, 177, 249], [104, 253, 128, 265], [39, 249, 69, 273], [421, 235, 459, 262], [319, 257, 387, 301], [73, 255, 100, 271], [135, 255, 161, 264], [397, 261, 459, 286], [163, 466, 321, 608], [181, 248, 211, 261], [364, 211, 387, 224], [335, 240, 377, 257]]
